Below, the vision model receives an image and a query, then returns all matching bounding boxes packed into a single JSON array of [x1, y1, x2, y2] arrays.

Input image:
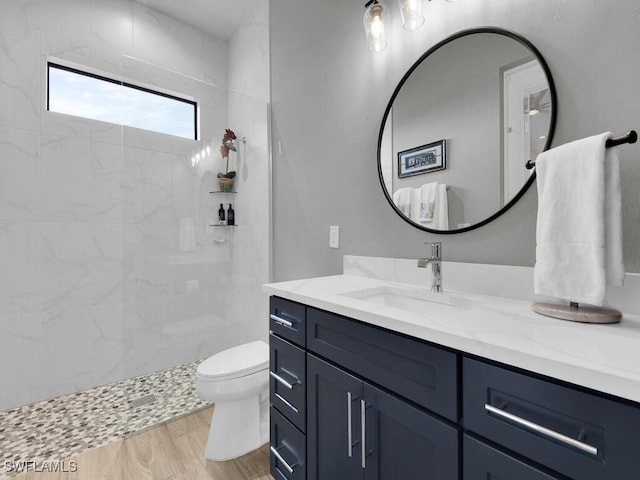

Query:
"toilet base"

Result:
[[205, 393, 269, 461]]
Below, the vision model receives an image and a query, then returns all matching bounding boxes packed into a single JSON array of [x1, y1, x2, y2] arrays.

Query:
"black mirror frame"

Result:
[[377, 26, 557, 234]]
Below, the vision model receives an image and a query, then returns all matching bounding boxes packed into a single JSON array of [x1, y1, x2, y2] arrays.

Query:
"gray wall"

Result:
[[270, 0, 640, 281]]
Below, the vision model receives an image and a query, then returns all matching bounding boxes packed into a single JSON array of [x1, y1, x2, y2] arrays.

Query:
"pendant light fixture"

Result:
[[364, 0, 455, 52], [398, 0, 424, 31], [364, 0, 388, 52]]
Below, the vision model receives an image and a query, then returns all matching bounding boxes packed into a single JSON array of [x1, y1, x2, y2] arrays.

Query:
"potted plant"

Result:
[[217, 128, 237, 192]]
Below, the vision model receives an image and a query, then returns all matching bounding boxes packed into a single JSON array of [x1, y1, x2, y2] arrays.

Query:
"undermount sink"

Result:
[[339, 284, 477, 315]]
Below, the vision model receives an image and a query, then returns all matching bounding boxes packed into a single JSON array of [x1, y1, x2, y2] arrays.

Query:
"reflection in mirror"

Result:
[[379, 28, 556, 233]]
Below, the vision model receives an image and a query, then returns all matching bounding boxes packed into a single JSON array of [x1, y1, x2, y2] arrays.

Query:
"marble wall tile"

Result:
[[41, 0, 91, 57], [0, 0, 270, 410], [123, 224, 178, 302], [41, 110, 92, 140], [228, 0, 270, 102], [0, 223, 41, 317], [122, 297, 173, 378], [40, 223, 124, 311], [0, 0, 41, 41], [224, 285, 270, 344], [40, 133, 92, 223], [89, 0, 133, 65], [124, 146, 175, 225], [0, 33, 41, 131], [172, 151, 203, 222], [225, 92, 271, 345], [90, 119, 123, 145], [90, 140, 130, 224], [0, 127, 41, 222], [39, 304, 123, 399], [0, 313, 42, 410], [131, 3, 228, 90]]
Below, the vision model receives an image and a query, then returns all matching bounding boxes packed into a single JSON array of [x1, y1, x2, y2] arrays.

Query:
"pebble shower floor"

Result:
[[0, 361, 211, 479]]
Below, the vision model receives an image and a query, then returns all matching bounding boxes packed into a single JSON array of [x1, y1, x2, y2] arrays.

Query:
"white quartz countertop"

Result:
[[264, 273, 640, 404]]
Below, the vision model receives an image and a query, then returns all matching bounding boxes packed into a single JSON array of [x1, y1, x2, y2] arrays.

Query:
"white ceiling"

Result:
[[135, 0, 262, 40]]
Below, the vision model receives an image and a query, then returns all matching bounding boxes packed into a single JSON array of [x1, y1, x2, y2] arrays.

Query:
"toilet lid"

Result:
[[197, 340, 269, 380]]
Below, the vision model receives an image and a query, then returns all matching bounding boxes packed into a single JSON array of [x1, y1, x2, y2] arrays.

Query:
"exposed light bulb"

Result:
[[406, 0, 419, 14], [399, 0, 424, 31], [529, 109, 539, 116], [364, 1, 387, 52], [370, 5, 384, 39]]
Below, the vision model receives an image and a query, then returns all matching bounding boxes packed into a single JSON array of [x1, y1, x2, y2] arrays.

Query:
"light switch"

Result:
[[329, 225, 340, 249]]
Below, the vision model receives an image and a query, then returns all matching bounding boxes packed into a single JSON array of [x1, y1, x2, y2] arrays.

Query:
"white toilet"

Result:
[[196, 340, 270, 461]]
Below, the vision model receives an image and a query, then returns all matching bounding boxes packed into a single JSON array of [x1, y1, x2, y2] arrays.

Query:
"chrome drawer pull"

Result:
[[270, 445, 296, 474], [275, 393, 299, 413], [361, 399, 367, 469], [347, 392, 353, 457], [270, 371, 295, 390], [484, 404, 598, 456], [270, 314, 293, 328]]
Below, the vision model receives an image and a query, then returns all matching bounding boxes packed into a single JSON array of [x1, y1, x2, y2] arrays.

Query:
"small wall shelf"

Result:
[[209, 191, 237, 194], [209, 224, 237, 227]]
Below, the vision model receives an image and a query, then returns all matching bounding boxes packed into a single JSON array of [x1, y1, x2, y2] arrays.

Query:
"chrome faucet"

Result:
[[417, 242, 442, 292]]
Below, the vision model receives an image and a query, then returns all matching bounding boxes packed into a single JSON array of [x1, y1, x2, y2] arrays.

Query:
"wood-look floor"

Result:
[[13, 406, 273, 480]]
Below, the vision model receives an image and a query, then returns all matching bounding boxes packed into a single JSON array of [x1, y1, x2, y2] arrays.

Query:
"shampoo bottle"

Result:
[[227, 204, 235, 225], [218, 203, 226, 224]]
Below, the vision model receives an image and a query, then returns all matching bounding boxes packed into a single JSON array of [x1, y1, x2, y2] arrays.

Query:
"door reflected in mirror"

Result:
[[378, 28, 556, 233]]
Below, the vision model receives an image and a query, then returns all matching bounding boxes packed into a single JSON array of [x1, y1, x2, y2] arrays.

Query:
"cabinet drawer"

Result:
[[270, 407, 306, 480], [307, 307, 458, 421], [270, 297, 306, 347], [270, 333, 306, 432], [463, 357, 640, 480], [464, 435, 561, 479]]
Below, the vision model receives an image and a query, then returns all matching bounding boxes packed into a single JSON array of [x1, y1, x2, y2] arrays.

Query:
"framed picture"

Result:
[[397, 139, 446, 178]]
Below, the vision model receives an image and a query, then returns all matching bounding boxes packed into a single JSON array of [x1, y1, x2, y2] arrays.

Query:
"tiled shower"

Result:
[[0, 0, 270, 418]]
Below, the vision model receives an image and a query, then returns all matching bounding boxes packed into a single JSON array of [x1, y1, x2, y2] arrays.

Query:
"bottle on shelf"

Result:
[[227, 204, 235, 225], [218, 203, 226, 225]]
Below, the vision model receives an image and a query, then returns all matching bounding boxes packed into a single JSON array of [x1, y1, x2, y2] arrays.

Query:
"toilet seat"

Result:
[[197, 340, 268, 381]]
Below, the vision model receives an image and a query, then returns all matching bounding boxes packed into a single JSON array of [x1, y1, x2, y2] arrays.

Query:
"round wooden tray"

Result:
[[532, 302, 622, 324]]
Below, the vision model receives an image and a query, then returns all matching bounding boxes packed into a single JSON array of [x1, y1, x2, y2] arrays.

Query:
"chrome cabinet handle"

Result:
[[274, 393, 299, 413], [361, 399, 367, 469], [484, 404, 598, 456], [270, 314, 293, 328], [347, 392, 353, 457], [270, 445, 296, 474], [270, 371, 295, 390]]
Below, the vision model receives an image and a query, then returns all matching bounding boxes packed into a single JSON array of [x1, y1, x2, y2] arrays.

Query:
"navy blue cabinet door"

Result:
[[307, 354, 363, 480], [308, 354, 459, 480], [363, 383, 459, 480]]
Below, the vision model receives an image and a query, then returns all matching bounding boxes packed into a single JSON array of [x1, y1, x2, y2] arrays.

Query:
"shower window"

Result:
[[47, 62, 198, 140]]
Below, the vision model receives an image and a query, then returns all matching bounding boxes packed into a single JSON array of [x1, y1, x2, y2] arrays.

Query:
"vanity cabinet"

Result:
[[307, 353, 458, 480], [268, 295, 640, 480], [269, 297, 307, 479], [463, 435, 561, 479], [306, 307, 458, 421], [463, 357, 640, 480]]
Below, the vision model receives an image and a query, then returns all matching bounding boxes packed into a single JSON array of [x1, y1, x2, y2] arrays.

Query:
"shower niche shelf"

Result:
[[209, 190, 237, 194]]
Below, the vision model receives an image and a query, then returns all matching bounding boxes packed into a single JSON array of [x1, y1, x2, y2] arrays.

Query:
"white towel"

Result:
[[417, 183, 437, 222], [392, 188, 413, 218], [431, 184, 449, 230], [534, 132, 624, 306]]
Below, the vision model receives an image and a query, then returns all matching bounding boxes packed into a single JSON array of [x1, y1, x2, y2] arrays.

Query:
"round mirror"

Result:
[[378, 27, 556, 233]]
